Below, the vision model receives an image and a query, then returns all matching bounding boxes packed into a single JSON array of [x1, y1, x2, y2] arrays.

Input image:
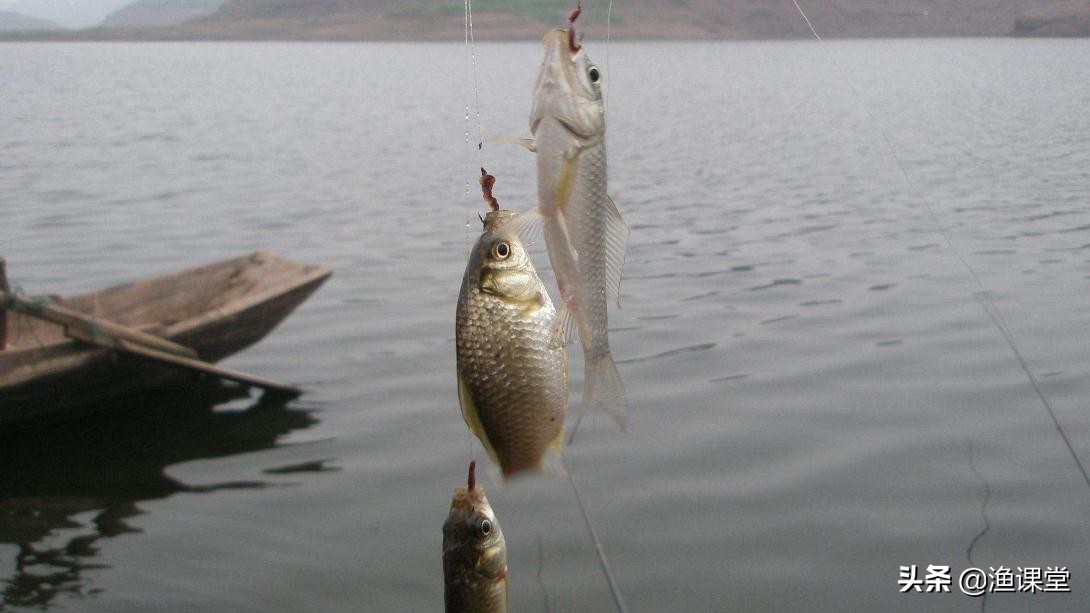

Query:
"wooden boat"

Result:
[[0, 251, 331, 429]]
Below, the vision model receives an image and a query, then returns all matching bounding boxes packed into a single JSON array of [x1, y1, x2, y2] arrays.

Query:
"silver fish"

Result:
[[519, 11, 630, 432], [456, 197, 567, 477], [443, 461, 508, 613]]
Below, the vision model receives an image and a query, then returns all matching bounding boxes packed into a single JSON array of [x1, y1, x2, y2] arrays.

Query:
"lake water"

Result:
[[2, 39, 1090, 612]]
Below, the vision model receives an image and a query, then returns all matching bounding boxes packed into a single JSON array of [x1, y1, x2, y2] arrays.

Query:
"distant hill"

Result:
[[1011, 0, 1090, 36], [100, 0, 221, 28], [159, 0, 1090, 40], [3, 0, 1090, 40], [2, 0, 131, 30], [0, 9, 62, 31]]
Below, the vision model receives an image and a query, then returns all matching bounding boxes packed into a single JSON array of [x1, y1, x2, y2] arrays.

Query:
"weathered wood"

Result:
[[0, 258, 8, 350], [0, 289, 198, 359]]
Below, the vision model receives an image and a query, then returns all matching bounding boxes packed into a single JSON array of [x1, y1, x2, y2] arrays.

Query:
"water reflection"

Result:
[[0, 383, 319, 609]]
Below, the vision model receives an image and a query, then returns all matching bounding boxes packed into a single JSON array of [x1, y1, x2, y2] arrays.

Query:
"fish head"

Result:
[[477, 229, 542, 304], [530, 27, 605, 140], [442, 467, 507, 580]]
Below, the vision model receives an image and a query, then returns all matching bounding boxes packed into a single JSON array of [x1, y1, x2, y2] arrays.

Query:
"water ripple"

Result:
[[749, 278, 802, 291], [618, 343, 716, 365]]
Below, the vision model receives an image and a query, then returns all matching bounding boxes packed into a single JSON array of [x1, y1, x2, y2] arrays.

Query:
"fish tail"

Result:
[[571, 351, 628, 442]]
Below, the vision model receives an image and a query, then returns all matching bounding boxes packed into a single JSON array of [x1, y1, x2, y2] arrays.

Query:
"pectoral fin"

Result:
[[486, 135, 536, 152], [457, 374, 501, 468], [535, 419, 567, 476], [547, 418, 566, 460], [550, 301, 576, 348], [556, 154, 579, 214], [507, 206, 544, 246]]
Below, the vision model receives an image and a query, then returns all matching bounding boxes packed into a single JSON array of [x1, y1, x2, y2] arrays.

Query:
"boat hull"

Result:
[[0, 252, 330, 430]]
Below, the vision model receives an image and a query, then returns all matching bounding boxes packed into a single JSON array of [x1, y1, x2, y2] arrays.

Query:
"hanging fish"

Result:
[[514, 3, 630, 433], [455, 169, 567, 477], [443, 461, 508, 613]]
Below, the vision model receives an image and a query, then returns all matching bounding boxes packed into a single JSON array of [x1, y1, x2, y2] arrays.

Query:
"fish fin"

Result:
[[551, 419, 566, 453], [506, 206, 545, 247], [457, 374, 502, 469], [485, 135, 536, 152], [548, 418, 566, 463], [554, 208, 580, 266], [556, 153, 579, 214], [545, 349, 570, 473], [538, 450, 566, 477], [604, 195, 630, 308], [527, 426, 566, 476], [550, 300, 576, 348], [569, 352, 628, 443]]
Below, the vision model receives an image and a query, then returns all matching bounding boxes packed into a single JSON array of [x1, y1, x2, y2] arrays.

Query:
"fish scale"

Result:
[[568, 138, 611, 356], [456, 211, 568, 477]]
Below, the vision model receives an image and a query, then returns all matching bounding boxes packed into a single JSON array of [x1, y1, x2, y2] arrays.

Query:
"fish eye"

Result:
[[478, 518, 493, 537], [588, 66, 601, 83], [492, 241, 511, 260]]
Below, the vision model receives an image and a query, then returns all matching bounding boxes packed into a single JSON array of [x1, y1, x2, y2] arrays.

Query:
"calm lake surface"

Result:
[[2, 39, 1090, 612]]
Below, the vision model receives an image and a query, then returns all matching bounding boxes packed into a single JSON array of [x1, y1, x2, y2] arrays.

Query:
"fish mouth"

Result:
[[536, 32, 569, 92], [541, 27, 569, 51], [532, 30, 595, 140]]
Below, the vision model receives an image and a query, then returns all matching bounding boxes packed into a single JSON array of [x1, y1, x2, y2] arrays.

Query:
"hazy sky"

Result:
[[0, 0, 135, 28]]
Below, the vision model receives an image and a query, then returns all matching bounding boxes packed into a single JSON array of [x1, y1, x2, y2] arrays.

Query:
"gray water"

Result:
[[1, 39, 1089, 612]]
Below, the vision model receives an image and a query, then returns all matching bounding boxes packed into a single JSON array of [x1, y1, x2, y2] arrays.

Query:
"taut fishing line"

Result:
[[463, 0, 488, 243], [563, 457, 629, 613], [535, 533, 553, 613], [965, 440, 992, 613], [788, 0, 1090, 491], [467, 1, 486, 171]]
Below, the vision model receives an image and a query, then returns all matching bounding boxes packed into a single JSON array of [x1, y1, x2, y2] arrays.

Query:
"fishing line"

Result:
[[462, 0, 474, 244], [463, 0, 488, 243], [562, 457, 629, 613], [788, 0, 1090, 490], [964, 440, 991, 568], [459, 1, 480, 464], [965, 440, 991, 613], [536, 533, 553, 613], [467, 0, 486, 171], [463, 0, 472, 201]]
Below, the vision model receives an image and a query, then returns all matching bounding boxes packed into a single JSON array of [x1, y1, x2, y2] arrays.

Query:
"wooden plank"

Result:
[[58, 322, 300, 395], [0, 258, 7, 350], [111, 337, 301, 396], [0, 289, 198, 359]]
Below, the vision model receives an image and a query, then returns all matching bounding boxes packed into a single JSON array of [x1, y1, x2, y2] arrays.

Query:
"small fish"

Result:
[[455, 170, 567, 477], [443, 461, 508, 613], [518, 5, 630, 433]]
